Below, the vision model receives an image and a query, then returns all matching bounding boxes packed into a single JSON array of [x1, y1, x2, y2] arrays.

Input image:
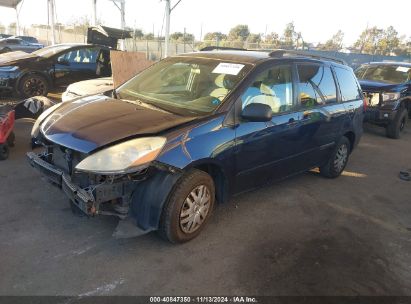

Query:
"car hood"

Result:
[[358, 79, 399, 92], [40, 95, 196, 153], [67, 77, 113, 96], [0, 51, 38, 66]]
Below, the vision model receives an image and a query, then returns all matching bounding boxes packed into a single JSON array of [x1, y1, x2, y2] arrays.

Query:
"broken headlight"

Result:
[[75, 137, 166, 174]]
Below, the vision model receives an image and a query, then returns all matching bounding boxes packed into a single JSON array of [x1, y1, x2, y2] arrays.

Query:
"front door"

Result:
[[53, 47, 100, 87], [234, 64, 306, 192]]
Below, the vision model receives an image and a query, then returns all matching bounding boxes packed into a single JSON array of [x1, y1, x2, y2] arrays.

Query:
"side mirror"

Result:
[[241, 103, 272, 122], [57, 57, 70, 66]]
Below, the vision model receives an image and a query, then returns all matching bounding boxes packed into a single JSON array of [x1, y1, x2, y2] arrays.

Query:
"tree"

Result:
[[133, 29, 144, 40], [170, 32, 184, 41], [0, 23, 6, 34], [247, 33, 261, 44], [282, 22, 297, 49], [170, 31, 194, 42], [377, 26, 400, 55], [143, 33, 154, 40], [203, 32, 227, 42], [8, 22, 17, 35], [353, 26, 383, 54], [228, 24, 250, 41], [263, 32, 280, 48], [319, 30, 344, 51]]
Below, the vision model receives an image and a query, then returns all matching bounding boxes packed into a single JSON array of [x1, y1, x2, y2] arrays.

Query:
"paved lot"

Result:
[[0, 119, 411, 296]]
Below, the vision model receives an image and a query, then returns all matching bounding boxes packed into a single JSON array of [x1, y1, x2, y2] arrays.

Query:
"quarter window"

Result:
[[241, 65, 294, 114], [297, 64, 337, 108], [334, 67, 362, 101]]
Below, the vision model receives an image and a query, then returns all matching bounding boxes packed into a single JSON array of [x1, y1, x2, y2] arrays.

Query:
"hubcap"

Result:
[[23, 78, 46, 96], [179, 185, 211, 234], [334, 144, 348, 173]]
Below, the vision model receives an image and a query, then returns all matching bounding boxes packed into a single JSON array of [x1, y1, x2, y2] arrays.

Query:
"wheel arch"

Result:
[[16, 70, 52, 94], [343, 131, 355, 153], [188, 160, 230, 205]]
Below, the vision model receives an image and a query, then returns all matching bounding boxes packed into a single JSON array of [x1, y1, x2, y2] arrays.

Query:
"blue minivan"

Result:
[[28, 49, 365, 243]]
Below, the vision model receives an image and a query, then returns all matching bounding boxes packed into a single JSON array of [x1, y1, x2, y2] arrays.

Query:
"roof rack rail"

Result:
[[200, 46, 247, 52], [269, 49, 347, 65]]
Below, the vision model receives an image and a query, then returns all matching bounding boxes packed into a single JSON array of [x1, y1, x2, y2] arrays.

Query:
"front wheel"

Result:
[[18, 74, 49, 98], [320, 136, 351, 178], [386, 108, 407, 139], [159, 169, 215, 243]]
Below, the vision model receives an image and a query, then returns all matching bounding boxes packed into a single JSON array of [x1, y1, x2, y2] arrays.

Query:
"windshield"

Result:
[[117, 57, 252, 116], [355, 64, 411, 84], [32, 45, 75, 58]]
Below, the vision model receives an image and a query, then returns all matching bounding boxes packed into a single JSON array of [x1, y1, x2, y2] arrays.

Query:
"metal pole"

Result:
[[91, 0, 97, 26], [120, 0, 126, 50], [15, 7, 20, 35], [164, 0, 170, 57], [48, 0, 56, 45]]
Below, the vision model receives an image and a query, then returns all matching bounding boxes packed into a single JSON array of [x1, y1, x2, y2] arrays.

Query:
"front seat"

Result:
[[246, 81, 281, 113], [209, 74, 234, 101]]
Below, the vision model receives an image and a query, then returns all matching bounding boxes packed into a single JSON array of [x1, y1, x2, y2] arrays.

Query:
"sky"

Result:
[[0, 0, 410, 46]]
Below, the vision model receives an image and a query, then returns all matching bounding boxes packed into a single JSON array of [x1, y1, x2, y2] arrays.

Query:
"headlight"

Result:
[[75, 137, 167, 174], [0, 66, 18, 72], [382, 92, 400, 102], [31, 102, 63, 138]]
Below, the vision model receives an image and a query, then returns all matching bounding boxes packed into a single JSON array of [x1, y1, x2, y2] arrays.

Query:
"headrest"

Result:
[[214, 74, 236, 89]]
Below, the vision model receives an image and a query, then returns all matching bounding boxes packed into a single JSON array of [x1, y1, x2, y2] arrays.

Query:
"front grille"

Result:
[[364, 92, 381, 107], [49, 145, 92, 188]]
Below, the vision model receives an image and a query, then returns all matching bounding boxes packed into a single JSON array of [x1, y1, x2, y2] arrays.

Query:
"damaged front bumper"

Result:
[[27, 151, 135, 218]]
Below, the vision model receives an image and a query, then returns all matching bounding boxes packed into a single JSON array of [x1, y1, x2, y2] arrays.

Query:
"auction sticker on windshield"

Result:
[[396, 66, 410, 73], [212, 63, 245, 75]]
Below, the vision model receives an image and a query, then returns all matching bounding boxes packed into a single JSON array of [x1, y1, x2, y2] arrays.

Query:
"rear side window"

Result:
[[297, 64, 337, 108], [334, 67, 362, 102]]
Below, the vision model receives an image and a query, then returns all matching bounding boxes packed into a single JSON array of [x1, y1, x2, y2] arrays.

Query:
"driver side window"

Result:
[[58, 48, 99, 64], [241, 65, 294, 114]]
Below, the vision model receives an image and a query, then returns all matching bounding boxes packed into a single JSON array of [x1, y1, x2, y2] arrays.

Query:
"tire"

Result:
[[386, 108, 407, 139], [320, 136, 351, 178], [7, 131, 15, 147], [18, 74, 49, 98], [159, 169, 215, 243], [0, 143, 9, 160]]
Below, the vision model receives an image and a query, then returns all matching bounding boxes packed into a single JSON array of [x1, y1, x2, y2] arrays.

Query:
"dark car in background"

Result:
[[12, 35, 40, 44], [28, 49, 364, 243], [0, 37, 43, 54], [0, 34, 12, 39], [0, 43, 111, 98], [355, 62, 411, 138]]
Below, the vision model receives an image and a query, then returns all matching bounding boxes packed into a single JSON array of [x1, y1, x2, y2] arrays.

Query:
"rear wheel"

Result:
[[159, 169, 215, 243], [386, 108, 407, 139], [320, 136, 351, 178], [0, 143, 9, 160], [19, 74, 49, 98]]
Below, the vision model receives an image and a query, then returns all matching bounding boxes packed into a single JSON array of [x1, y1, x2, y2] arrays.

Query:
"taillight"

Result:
[[363, 96, 367, 112]]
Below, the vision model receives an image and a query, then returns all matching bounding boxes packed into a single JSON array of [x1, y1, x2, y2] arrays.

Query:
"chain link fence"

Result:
[[7, 28, 411, 67]]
